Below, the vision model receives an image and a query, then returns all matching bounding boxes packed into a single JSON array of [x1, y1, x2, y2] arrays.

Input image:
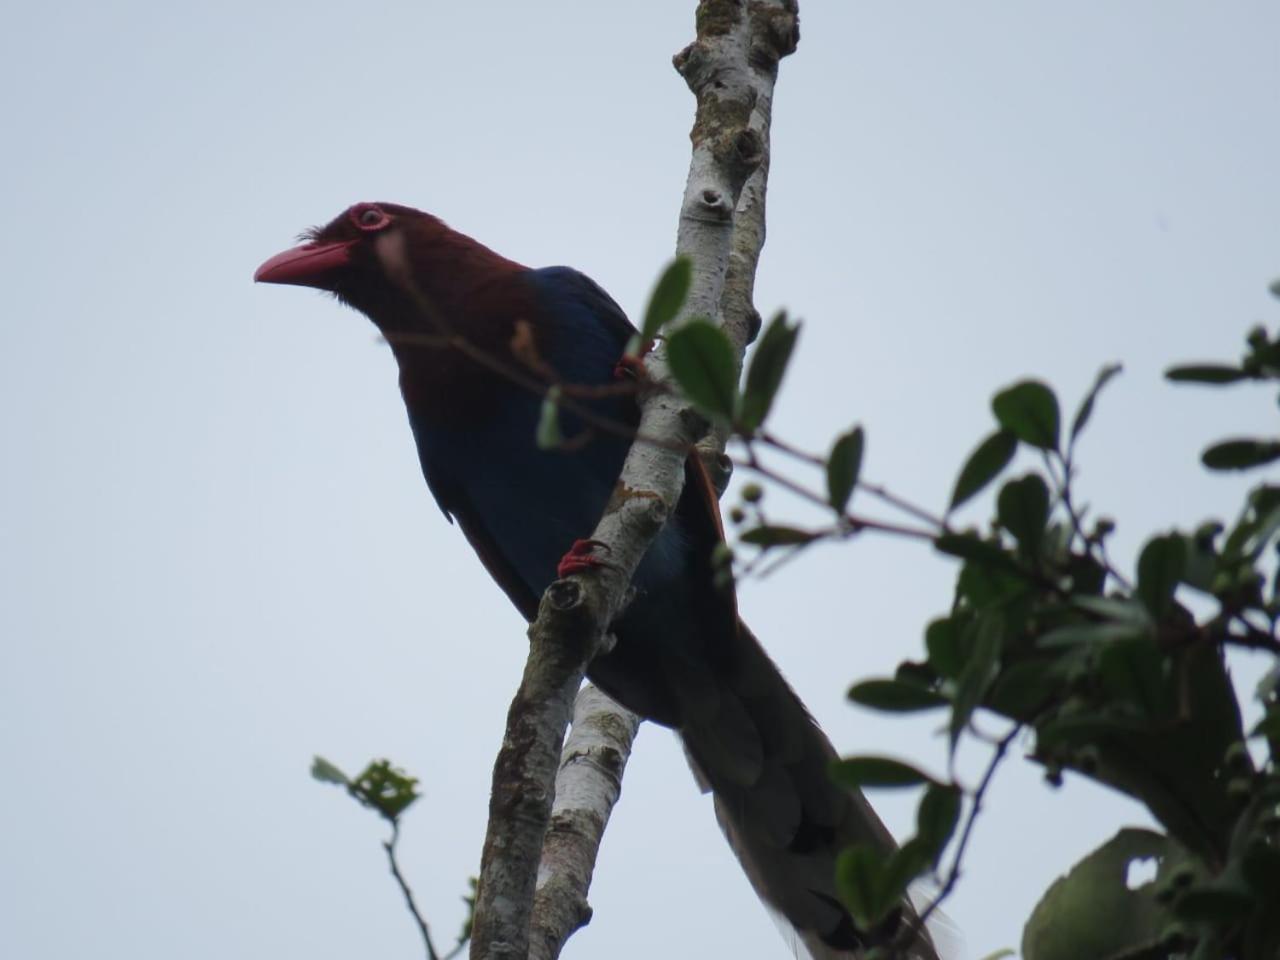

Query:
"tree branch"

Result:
[[468, 3, 798, 958], [528, 686, 641, 960], [470, 580, 610, 960]]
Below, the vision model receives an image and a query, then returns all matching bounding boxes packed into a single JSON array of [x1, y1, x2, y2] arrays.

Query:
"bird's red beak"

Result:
[[254, 239, 357, 287]]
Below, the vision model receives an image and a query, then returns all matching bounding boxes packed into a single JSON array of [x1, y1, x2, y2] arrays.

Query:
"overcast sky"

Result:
[[3, 3, 1279, 959]]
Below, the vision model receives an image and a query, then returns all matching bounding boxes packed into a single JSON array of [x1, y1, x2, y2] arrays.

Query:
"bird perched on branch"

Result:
[[256, 202, 938, 960]]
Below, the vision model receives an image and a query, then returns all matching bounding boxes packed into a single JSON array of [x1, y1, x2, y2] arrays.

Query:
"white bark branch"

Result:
[[528, 686, 641, 960], [468, 3, 799, 958]]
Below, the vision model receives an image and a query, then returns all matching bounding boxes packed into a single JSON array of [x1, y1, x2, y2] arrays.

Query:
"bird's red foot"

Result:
[[557, 539, 610, 578], [612, 352, 649, 381]]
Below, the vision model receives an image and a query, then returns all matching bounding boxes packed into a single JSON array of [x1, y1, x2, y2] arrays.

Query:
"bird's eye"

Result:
[[350, 204, 390, 232]]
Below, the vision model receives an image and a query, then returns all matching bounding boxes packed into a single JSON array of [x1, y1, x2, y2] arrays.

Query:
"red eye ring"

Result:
[[350, 203, 391, 232]]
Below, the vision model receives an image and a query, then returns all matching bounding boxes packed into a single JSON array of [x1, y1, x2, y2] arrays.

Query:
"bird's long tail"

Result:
[[677, 622, 940, 960]]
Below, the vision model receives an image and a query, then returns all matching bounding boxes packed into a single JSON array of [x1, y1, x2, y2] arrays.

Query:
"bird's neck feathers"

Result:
[[396, 215, 526, 311], [352, 215, 525, 332], [365, 218, 542, 428]]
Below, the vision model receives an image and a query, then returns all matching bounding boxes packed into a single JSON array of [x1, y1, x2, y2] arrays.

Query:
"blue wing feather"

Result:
[[408, 267, 637, 601], [406, 265, 729, 725]]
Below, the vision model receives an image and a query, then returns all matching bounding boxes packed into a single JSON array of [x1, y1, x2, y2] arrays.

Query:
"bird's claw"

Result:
[[557, 538, 611, 578]]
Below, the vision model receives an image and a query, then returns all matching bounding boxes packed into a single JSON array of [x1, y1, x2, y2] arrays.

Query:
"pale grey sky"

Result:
[[3, 3, 1279, 959]]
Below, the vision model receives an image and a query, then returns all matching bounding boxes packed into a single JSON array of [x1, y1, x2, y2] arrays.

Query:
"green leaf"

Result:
[[640, 257, 691, 342], [829, 755, 936, 789], [1173, 884, 1256, 922], [992, 380, 1061, 451], [1183, 522, 1221, 593], [997, 474, 1050, 552], [1067, 552, 1107, 596], [1202, 438, 1280, 471], [987, 659, 1062, 718], [1243, 842, 1280, 896], [835, 845, 893, 930], [1245, 499, 1280, 560], [926, 617, 965, 678], [935, 533, 1018, 571], [1257, 665, 1280, 703], [740, 524, 818, 548], [311, 756, 350, 786], [883, 837, 934, 904], [1135, 533, 1186, 618], [666, 320, 739, 421], [1165, 363, 1249, 385], [1070, 363, 1122, 444], [950, 429, 1018, 511], [1037, 621, 1148, 647], [536, 387, 562, 450], [1249, 708, 1280, 741], [1035, 712, 1144, 755], [1021, 829, 1181, 960], [951, 612, 1004, 751], [1072, 595, 1154, 628], [848, 678, 948, 712], [740, 312, 800, 432], [351, 759, 421, 821], [826, 426, 864, 514], [1098, 639, 1173, 719], [916, 783, 962, 859]]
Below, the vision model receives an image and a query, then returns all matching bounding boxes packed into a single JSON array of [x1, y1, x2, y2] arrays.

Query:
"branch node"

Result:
[[698, 188, 731, 218], [546, 579, 583, 613], [749, 1, 800, 62], [674, 41, 714, 88], [695, 0, 744, 39], [679, 405, 714, 439], [733, 129, 764, 167], [672, 42, 697, 77]]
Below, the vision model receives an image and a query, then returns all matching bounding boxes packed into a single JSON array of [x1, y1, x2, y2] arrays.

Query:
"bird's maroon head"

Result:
[[254, 202, 407, 290], [254, 202, 525, 329]]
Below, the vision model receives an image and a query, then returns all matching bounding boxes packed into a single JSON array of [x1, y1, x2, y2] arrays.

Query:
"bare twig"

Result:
[[859, 479, 953, 534], [756, 432, 950, 532], [383, 821, 465, 960], [895, 724, 1022, 955], [1221, 614, 1280, 656], [740, 443, 937, 541], [1047, 448, 1132, 592]]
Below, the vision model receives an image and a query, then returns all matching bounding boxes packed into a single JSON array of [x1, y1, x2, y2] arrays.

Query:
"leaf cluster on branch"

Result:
[[673, 308, 1280, 960]]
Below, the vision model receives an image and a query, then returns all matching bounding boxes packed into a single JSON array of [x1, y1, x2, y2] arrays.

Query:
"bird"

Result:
[[255, 202, 938, 960]]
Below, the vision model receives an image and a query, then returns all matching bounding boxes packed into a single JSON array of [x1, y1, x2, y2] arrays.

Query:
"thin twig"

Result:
[[740, 449, 938, 541], [756, 429, 826, 466], [1047, 449, 1131, 592], [757, 431, 951, 531], [859, 479, 952, 534], [896, 724, 1022, 954], [383, 820, 461, 960], [1221, 614, 1280, 656]]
